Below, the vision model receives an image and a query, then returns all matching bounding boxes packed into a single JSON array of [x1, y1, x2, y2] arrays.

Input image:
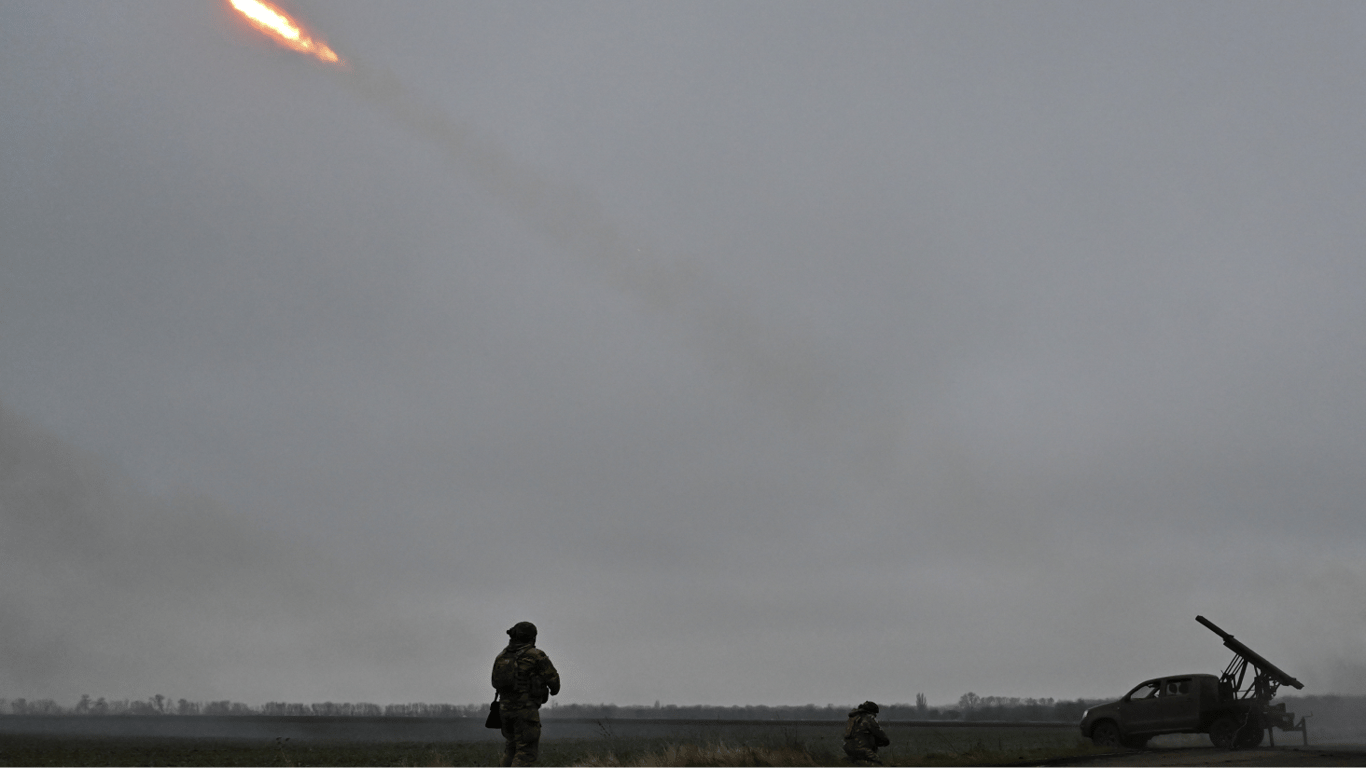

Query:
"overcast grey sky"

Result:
[[2, 1, 1364, 709]]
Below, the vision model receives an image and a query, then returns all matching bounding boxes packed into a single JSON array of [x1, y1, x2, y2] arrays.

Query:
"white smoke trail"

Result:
[[332, 59, 909, 486]]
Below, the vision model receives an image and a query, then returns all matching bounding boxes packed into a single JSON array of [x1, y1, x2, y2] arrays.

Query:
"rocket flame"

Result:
[[229, 0, 341, 64]]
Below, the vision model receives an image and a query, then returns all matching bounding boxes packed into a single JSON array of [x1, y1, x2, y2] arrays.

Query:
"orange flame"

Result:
[[229, 0, 341, 64]]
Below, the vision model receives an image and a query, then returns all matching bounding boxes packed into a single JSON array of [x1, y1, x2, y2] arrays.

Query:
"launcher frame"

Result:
[[1196, 615, 1310, 746]]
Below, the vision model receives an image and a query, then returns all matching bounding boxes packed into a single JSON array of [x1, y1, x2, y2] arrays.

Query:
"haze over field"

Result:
[[2, 2, 1365, 708]]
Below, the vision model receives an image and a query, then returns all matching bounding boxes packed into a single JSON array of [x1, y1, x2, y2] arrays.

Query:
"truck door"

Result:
[[1120, 680, 1165, 734], [1155, 677, 1200, 731]]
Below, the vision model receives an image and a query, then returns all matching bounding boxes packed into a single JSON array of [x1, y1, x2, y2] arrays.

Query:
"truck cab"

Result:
[[1079, 673, 1227, 749]]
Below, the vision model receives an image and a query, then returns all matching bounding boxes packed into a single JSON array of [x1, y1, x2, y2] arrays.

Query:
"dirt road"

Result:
[[1041, 745, 1366, 766]]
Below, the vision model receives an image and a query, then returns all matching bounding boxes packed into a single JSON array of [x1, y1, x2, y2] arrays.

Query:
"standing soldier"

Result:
[[843, 700, 890, 765], [491, 622, 560, 767]]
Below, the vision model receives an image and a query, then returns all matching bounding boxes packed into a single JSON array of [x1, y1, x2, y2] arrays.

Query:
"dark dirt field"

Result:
[[2, 718, 1364, 766], [5, 735, 1366, 766], [1038, 745, 1366, 766]]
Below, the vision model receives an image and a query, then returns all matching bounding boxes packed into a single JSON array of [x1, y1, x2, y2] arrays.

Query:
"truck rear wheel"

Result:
[[1234, 721, 1265, 748], [1211, 714, 1264, 749], [1209, 716, 1237, 749]]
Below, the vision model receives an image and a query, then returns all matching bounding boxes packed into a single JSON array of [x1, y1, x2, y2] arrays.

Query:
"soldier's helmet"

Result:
[[860, 701, 880, 714], [507, 621, 538, 642]]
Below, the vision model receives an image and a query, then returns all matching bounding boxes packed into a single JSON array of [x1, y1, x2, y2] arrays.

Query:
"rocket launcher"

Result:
[[1197, 615, 1303, 701]]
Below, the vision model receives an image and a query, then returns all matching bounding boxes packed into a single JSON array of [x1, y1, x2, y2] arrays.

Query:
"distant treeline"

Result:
[[6, 693, 1360, 731], [538, 696, 1103, 723], [0, 697, 483, 718], [0, 694, 1102, 723]]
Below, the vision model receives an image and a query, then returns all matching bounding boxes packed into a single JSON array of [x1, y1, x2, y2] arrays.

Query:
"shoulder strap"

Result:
[[514, 645, 534, 674]]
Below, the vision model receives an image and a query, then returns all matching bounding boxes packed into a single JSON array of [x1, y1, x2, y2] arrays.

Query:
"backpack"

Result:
[[492, 646, 529, 693], [844, 712, 872, 741]]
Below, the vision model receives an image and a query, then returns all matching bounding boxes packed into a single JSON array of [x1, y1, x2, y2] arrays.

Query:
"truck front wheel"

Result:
[[1121, 735, 1150, 749], [1091, 720, 1121, 748]]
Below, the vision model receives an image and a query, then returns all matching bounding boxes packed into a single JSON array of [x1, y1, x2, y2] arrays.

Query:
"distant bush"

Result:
[[542, 703, 853, 721], [200, 701, 255, 716], [8, 698, 63, 715], [381, 702, 483, 718], [949, 694, 1106, 723]]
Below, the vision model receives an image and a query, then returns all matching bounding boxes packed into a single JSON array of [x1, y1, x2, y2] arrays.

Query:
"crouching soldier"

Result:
[[491, 622, 560, 766], [843, 700, 890, 765]]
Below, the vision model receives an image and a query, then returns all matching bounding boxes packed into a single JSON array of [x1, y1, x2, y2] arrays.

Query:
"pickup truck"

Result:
[[1078, 673, 1284, 749]]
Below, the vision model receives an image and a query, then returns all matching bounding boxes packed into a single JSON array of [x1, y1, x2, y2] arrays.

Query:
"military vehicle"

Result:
[[1078, 616, 1307, 749]]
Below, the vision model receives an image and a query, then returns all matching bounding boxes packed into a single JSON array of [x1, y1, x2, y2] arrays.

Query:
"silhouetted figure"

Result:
[[491, 622, 560, 767], [843, 700, 890, 765]]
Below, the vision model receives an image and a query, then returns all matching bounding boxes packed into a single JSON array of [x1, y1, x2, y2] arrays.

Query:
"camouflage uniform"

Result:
[[843, 701, 890, 766], [492, 623, 560, 767]]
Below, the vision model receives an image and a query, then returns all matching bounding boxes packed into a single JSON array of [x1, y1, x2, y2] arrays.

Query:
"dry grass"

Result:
[[0, 724, 1104, 766], [571, 740, 832, 767]]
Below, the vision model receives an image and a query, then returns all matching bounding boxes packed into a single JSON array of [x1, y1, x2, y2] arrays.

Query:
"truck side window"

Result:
[[1129, 681, 1160, 700]]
